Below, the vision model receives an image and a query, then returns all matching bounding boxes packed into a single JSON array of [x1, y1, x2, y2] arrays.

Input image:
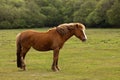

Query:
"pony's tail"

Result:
[[16, 33, 22, 68]]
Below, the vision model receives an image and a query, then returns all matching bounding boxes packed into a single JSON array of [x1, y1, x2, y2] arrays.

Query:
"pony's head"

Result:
[[73, 23, 87, 42], [56, 23, 87, 42]]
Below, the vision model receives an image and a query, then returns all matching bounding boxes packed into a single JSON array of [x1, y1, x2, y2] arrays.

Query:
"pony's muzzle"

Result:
[[82, 37, 87, 42], [82, 38, 87, 42]]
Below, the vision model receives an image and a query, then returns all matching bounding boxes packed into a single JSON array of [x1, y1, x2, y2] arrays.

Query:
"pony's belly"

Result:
[[32, 45, 52, 51]]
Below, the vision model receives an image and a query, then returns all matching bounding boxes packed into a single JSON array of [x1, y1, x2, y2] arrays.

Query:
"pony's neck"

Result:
[[62, 31, 74, 42]]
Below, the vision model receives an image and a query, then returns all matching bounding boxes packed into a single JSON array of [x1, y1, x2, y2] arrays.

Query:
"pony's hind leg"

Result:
[[20, 47, 30, 70], [20, 56, 26, 70]]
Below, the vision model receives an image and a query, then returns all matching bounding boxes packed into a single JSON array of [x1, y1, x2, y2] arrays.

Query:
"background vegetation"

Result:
[[0, 29, 120, 80], [0, 0, 120, 29]]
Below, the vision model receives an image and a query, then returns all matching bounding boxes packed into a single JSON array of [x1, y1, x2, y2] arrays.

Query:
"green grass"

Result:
[[0, 28, 120, 80]]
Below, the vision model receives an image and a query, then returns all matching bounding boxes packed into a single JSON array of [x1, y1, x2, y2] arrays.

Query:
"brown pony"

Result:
[[16, 23, 87, 71]]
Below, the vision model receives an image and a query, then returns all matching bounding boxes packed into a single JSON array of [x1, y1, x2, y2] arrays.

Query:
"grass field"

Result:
[[0, 28, 120, 80]]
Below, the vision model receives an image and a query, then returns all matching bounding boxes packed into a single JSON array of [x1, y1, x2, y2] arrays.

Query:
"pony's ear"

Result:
[[75, 23, 85, 30], [56, 27, 68, 36], [75, 23, 79, 28]]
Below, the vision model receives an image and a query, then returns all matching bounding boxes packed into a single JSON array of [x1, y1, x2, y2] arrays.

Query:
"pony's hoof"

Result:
[[56, 66, 61, 71], [20, 66, 26, 71], [18, 67, 26, 71], [52, 69, 59, 72], [51, 67, 60, 72]]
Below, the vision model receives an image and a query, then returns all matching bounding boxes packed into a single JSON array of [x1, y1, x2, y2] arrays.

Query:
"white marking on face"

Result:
[[82, 30, 87, 40]]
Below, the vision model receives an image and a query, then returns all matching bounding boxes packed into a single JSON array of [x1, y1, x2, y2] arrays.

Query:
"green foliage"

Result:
[[86, 0, 115, 27], [107, 0, 120, 26], [0, 0, 120, 29], [73, 0, 97, 24], [12, 19, 26, 28], [0, 21, 12, 29]]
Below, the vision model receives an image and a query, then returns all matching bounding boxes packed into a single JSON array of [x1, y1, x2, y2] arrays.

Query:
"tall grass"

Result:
[[0, 28, 120, 80]]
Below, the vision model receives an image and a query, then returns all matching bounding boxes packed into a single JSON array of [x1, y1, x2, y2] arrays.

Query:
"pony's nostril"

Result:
[[82, 38, 87, 42]]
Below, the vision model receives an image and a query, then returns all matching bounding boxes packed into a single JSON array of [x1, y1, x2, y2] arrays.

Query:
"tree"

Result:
[[61, 0, 75, 22], [86, 0, 114, 27], [73, 0, 97, 24], [0, 21, 12, 29], [0, 0, 120, 29], [107, 0, 120, 26], [40, 0, 63, 27], [23, 0, 47, 28]]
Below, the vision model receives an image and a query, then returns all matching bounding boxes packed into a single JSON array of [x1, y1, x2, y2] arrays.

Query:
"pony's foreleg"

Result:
[[52, 48, 60, 71]]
